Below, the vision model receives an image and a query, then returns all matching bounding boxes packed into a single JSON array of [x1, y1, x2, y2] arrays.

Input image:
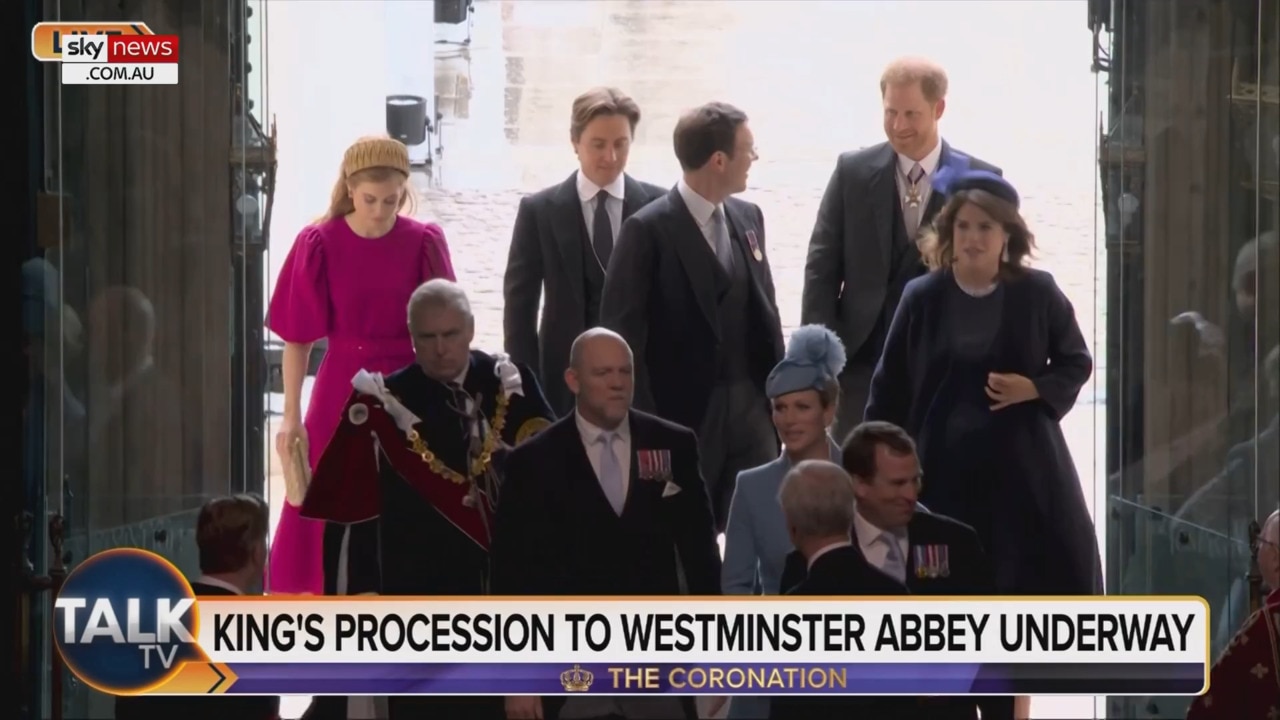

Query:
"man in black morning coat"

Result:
[[492, 328, 722, 720], [114, 495, 280, 720], [599, 102, 785, 533], [799, 57, 1001, 439], [299, 279, 555, 720], [779, 422, 1013, 720], [502, 86, 666, 416]]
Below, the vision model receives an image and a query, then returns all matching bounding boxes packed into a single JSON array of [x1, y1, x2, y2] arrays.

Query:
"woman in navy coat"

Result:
[[865, 166, 1102, 596]]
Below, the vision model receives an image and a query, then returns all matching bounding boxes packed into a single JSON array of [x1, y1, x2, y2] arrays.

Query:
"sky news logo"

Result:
[[31, 22, 179, 85]]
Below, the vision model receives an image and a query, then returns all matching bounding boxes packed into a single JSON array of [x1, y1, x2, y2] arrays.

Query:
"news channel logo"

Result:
[[30, 22, 155, 62], [53, 548, 206, 695]]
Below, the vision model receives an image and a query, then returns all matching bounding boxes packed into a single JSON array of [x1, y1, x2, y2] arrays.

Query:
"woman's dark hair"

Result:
[[918, 189, 1037, 277]]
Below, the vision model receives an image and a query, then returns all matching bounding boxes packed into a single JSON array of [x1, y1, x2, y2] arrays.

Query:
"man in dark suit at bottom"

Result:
[[493, 328, 722, 720], [769, 459, 917, 720], [779, 422, 1015, 720], [115, 495, 280, 720]]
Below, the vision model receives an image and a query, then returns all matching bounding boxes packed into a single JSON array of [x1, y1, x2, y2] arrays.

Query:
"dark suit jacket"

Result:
[[491, 410, 719, 720], [800, 141, 1001, 362], [114, 583, 280, 720], [779, 512, 992, 596], [777, 514, 1007, 720], [492, 409, 721, 596], [503, 172, 665, 415], [865, 268, 1101, 597], [770, 546, 921, 720], [599, 188, 785, 431]]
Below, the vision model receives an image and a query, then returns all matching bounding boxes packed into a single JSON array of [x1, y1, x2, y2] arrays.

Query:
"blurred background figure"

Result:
[[84, 285, 180, 527], [22, 258, 85, 536]]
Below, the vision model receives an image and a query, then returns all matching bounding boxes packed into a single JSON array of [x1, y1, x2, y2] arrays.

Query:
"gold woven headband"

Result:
[[342, 137, 410, 178]]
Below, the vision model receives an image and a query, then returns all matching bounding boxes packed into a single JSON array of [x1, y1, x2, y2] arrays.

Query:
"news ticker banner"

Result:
[[31, 22, 178, 85], [55, 548, 1210, 698]]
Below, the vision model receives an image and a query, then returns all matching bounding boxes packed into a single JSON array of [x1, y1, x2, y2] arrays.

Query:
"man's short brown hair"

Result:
[[880, 57, 949, 104], [197, 494, 269, 574], [570, 87, 641, 142], [841, 421, 918, 482], [672, 102, 748, 172]]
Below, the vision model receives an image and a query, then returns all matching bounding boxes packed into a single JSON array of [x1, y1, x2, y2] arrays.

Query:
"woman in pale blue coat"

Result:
[[719, 326, 845, 718], [722, 325, 845, 598]]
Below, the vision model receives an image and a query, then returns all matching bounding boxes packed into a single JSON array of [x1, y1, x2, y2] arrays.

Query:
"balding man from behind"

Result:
[[493, 327, 722, 720], [769, 460, 915, 720]]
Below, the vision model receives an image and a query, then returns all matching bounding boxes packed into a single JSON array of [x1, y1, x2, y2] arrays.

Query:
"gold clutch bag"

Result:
[[281, 434, 311, 507]]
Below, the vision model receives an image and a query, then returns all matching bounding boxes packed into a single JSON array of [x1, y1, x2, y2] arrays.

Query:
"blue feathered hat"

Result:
[[765, 325, 846, 399], [932, 164, 1020, 210]]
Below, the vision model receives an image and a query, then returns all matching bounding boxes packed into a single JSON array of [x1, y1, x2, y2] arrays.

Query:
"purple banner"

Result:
[[214, 662, 1204, 696]]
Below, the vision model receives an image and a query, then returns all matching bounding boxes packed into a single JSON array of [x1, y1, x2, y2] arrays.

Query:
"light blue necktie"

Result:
[[597, 431, 626, 515], [880, 532, 907, 583], [710, 207, 735, 272]]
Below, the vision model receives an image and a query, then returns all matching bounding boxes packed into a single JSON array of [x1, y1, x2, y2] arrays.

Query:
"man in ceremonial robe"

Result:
[[1185, 586, 1280, 720], [1185, 509, 1279, 720], [298, 279, 554, 720]]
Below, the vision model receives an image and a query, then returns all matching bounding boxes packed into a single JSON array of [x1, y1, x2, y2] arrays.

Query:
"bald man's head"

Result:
[[1261, 509, 1279, 591], [566, 328, 634, 430], [569, 327, 629, 369]]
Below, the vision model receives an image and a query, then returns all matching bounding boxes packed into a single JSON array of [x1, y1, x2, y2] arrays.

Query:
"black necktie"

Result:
[[592, 189, 613, 269]]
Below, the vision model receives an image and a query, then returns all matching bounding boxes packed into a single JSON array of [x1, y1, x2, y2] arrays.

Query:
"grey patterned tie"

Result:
[[597, 431, 626, 515], [880, 531, 907, 583], [710, 207, 734, 272]]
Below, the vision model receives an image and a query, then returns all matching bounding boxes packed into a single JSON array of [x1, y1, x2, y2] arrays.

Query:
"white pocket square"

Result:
[[662, 481, 682, 498]]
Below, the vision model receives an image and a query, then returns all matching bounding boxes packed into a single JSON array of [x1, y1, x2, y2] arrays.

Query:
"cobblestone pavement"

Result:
[[271, 2, 1103, 717]]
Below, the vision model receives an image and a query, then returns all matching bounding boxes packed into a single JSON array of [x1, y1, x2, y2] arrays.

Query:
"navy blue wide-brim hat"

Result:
[[932, 166, 1020, 210]]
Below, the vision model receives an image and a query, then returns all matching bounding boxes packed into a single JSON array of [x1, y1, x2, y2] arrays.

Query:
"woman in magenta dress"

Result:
[[266, 136, 456, 595]]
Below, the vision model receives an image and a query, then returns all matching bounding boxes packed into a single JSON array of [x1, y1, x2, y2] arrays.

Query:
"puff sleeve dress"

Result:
[[264, 215, 455, 595]]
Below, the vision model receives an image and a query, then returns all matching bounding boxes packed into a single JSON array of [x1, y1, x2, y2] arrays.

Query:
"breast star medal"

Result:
[[904, 182, 922, 209]]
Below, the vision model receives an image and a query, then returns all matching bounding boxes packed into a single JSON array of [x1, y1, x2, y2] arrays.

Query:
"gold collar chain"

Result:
[[404, 391, 512, 485]]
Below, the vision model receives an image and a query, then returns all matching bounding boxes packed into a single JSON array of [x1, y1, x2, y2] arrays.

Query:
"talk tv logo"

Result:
[[53, 548, 205, 695]]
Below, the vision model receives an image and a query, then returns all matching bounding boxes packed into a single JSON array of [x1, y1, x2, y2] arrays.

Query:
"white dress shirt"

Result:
[[193, 575, 243, 594], [854, 510, 910, 572], [578, 172, 626, 255], [895, 141, 944, 215], [575, 410, 632, 499], [807, 540, 853, 570], [676, 178, 722, 254]]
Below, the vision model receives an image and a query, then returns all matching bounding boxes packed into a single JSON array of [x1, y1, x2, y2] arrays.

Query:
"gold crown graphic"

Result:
[[560, 664, 593, 692]]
